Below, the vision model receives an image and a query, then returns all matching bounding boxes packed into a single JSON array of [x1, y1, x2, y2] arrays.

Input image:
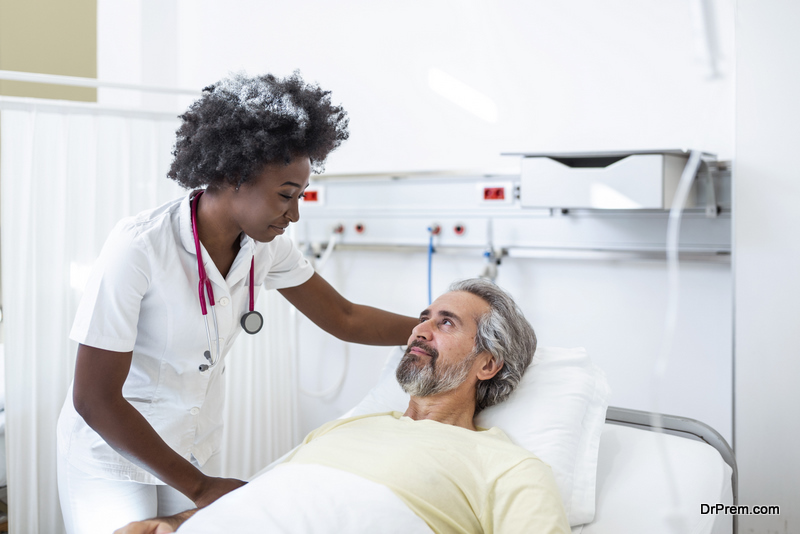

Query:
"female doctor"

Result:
[[56, 72, 419, 534]]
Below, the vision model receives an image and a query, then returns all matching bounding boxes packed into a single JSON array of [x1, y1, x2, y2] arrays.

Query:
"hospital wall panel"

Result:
[[298, 170, 731, 252]]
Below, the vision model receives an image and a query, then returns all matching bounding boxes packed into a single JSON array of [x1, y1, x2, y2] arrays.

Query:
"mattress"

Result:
[[572, 423, 733, 534]]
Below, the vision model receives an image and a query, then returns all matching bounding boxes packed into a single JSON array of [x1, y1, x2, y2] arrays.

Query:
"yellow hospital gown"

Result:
[[286, 411, 570, 534]]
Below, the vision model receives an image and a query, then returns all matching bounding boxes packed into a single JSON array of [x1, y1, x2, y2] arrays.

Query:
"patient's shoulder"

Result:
[[478, 425, 518, 446], [475, 426, 544, 462]]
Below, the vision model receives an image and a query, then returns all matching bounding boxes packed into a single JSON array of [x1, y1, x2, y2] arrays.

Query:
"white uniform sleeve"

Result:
[[261, 235, 314, 290], [69, 221, 152, 352]]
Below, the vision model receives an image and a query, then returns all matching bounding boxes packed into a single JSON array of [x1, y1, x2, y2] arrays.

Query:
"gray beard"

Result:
[[396, 343, 476, 397]]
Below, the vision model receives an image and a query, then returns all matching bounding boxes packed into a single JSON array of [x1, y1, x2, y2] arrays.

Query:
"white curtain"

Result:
[[0, 98, 298, 533], [220, 293, 299, 480]]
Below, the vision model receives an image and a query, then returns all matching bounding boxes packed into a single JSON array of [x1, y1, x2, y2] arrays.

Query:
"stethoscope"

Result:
[[191, 190, 264, 372]]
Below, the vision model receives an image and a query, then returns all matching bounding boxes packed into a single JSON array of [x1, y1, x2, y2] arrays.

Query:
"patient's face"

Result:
[[396, 291, 490, 397]]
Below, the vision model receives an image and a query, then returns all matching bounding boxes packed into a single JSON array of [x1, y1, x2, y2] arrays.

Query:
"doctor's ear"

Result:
[[476, 353, 503, 381]]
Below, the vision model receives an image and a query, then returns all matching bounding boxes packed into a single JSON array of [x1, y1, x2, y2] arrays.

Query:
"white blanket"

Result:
[[178, 463, 433, 533]]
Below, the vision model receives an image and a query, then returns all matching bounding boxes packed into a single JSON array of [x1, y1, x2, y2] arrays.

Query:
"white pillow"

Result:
[[343, 345, 610, 527]]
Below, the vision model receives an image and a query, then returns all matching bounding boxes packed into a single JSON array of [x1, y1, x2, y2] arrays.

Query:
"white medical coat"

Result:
[[57, 192, 314, 483]]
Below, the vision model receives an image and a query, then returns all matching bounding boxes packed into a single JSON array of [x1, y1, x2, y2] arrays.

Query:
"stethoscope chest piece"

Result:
[[241, 310, 264, 334]]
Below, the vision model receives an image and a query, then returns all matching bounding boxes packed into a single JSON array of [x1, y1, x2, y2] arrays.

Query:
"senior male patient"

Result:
[[117, 279, 570, 534]]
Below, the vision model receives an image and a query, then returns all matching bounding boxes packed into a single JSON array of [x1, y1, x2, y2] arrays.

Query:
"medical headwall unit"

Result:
[[298, 150, 730, 261], [512, 150, 720, 212]]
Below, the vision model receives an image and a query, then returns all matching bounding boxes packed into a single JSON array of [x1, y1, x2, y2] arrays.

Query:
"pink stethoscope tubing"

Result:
[[191, 191, 261, 372]]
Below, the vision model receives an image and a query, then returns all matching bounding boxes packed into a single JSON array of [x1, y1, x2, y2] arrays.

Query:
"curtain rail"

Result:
[[0, 95, 181, 121], [0, 69, 200, 96]]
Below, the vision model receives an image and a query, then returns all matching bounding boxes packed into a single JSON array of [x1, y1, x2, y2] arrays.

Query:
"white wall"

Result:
[[99, 0, 735, 172], [735, 1, 800, 531], [97, 0, 187, 110]]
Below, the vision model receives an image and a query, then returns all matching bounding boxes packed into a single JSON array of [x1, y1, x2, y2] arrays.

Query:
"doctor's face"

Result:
[[231, 156, 311, 243]]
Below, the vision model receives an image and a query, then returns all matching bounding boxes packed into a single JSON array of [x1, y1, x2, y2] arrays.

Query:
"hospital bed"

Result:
[[184, 346, 736, 533], [344, 345, 737, 534]]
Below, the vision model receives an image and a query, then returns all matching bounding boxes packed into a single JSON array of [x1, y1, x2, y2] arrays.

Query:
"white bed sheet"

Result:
[[572, 424, 733, 534], [177, 463, 432, 534], [182, 421, 732, 533]]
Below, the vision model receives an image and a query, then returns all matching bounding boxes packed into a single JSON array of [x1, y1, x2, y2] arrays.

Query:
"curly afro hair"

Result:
[[167, 71, 349, 189]]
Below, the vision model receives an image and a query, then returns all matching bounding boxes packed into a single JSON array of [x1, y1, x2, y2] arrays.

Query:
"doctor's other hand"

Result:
[[113, 510, 197, 534], [193, 476, 247, 508]]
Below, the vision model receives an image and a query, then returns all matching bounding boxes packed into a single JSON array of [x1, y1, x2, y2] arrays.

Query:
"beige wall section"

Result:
[[0, 0, 96, 101]]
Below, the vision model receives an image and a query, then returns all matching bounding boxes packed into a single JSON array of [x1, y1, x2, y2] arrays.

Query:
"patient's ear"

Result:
[[475, 353, 503, 381]]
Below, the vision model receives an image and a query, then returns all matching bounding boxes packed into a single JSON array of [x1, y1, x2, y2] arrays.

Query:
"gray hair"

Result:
[[449, 278, 536, 413]]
